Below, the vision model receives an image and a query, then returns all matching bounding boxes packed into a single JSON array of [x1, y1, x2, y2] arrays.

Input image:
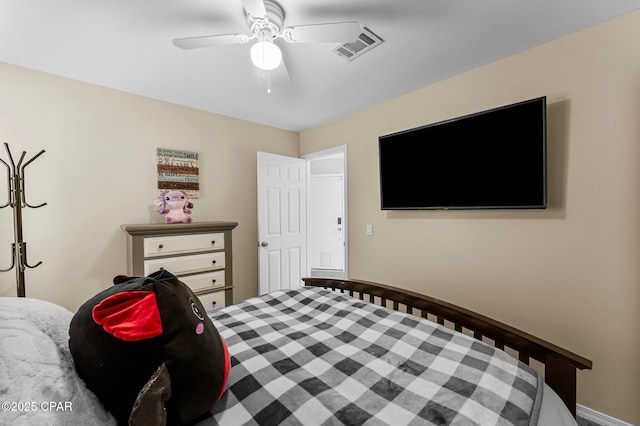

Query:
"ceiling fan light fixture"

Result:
[[250, 40, 282, 71]]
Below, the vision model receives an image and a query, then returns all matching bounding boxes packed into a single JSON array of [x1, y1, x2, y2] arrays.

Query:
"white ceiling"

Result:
[[2, 0, 639, 132]]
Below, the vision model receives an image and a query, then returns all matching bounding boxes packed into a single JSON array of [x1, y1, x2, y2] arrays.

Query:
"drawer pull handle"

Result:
[[211, 301, 217, 306], [212, 279, 217, 283], [211, 240, 216, 245], [212, 260, 217, 265], [158, 244, 164, 249]]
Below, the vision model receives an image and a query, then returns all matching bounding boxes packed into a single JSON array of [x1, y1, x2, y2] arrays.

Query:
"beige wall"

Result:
[[301, 10, 640, 425], [0, 62, 299, 307]]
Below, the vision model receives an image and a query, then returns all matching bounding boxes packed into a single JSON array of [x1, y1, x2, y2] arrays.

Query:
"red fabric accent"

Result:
[[217, 336, 231, 402], [92, 291, 163, 342]]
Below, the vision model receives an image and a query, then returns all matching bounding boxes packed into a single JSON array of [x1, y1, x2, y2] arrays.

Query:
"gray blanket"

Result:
[[206, 288, 543, 425], [0, 297, 115, 426]]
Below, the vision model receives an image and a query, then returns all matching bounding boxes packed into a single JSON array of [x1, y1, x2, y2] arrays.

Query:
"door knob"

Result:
[[260, 241, 269, 247]]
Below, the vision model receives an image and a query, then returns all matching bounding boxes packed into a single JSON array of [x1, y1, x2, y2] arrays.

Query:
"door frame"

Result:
[[302, 145, 348, 279]]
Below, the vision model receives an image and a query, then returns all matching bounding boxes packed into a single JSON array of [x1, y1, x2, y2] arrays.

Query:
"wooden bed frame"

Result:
[[302, 277, 592, 418]]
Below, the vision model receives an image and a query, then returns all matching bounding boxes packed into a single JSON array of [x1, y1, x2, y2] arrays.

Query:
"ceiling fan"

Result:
[[172, 0, 361, 77]]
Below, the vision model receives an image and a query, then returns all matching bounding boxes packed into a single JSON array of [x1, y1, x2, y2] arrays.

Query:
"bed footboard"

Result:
[[302, 277, 592, 417]]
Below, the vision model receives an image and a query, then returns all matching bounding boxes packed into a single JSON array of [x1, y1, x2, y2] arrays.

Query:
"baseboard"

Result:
[[577, 404, 637, 426], [309, 269, 347, 278]]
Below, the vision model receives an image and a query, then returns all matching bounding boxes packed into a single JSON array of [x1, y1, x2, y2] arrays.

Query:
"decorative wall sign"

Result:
[[156, 148, 199, 199]]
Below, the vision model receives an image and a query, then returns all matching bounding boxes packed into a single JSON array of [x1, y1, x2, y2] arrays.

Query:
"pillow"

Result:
[[69, 270, 230, 425], [0, 297, 115, 425]]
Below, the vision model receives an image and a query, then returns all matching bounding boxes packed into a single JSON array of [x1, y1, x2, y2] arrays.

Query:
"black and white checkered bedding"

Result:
[[205, 287, 543, 425]]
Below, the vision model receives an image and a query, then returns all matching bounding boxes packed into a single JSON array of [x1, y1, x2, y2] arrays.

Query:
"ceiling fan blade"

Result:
[[283, 21, 360, 43], [172, 33, 250, 49], [241, 0, 267, 20]]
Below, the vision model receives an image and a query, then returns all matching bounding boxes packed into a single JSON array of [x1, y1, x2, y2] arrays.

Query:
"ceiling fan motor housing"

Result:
[[246, 0, 284, 37]]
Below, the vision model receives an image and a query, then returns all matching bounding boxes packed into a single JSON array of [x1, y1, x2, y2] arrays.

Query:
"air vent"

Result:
[[333, 27, 384, 61]]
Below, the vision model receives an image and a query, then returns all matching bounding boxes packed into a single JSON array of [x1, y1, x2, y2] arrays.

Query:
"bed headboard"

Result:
[[302, 277, 592, 417]]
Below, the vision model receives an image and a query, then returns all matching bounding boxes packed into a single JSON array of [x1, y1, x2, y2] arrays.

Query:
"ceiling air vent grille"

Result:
[[333, 27, 384, 61]]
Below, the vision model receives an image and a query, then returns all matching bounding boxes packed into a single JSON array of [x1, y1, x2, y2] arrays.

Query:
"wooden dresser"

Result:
[[120, 221, 238, 308]]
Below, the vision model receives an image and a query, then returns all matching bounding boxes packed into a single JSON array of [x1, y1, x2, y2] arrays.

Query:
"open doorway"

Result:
[[303, 145, 348, 279]]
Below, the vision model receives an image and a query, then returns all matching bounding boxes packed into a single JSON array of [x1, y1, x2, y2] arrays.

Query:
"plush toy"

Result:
[[154, 190, 194, 224], [69, 270, 230, 425]]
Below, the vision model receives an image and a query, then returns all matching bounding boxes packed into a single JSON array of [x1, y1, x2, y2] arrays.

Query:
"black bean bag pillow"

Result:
[[69, 270, 230, 425]]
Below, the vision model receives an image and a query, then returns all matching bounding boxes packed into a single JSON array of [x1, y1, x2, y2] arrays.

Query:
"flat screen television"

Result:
[[378, 96, 547, 210]]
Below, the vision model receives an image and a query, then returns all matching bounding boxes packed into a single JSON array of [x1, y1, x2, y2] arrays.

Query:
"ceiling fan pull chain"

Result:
[[267, 71, 272, 94], [259, 70, 272, 94]]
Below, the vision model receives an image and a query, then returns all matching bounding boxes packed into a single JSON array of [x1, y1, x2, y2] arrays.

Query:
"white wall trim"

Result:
[[577, 405, 636, 426]]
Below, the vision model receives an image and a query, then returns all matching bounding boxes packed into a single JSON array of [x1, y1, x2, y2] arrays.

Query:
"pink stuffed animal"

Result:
[[155, 190, 194, 223]]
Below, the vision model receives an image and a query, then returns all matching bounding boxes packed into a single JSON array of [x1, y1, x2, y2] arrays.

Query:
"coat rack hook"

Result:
[[20, 242, 43, 269], [3, 142, 16, 169], [1, 142, 47, 297], [21, 149, 47, 208], [15, 150, 26, 170], [0, 157, 10, 208], [0, 243, 17, 273]]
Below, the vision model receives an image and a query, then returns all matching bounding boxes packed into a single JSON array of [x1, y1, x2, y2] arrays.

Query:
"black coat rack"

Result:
[[1, 143, 46, 297]]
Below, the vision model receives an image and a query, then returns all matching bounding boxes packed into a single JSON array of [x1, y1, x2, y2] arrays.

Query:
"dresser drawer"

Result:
[[144, 252, 225, 276], [144, 233, 224, 257], [198, 291, 226, 310], [179, 270, 225, 292]]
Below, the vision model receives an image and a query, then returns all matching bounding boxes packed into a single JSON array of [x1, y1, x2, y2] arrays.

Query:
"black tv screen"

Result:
[[379, 97, 547, 210]]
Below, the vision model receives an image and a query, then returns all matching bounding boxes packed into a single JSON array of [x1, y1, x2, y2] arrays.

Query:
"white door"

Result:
[[308, 175, 344, 270], [257, 152, 307, 295]]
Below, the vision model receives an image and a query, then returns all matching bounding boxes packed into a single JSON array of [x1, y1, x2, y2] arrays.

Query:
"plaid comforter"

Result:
[[204, 288, 543, 426]]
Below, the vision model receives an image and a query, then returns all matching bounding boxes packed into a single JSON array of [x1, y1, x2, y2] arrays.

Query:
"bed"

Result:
[[202, 278, 593, 426], [0, 277, 592, 425]]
